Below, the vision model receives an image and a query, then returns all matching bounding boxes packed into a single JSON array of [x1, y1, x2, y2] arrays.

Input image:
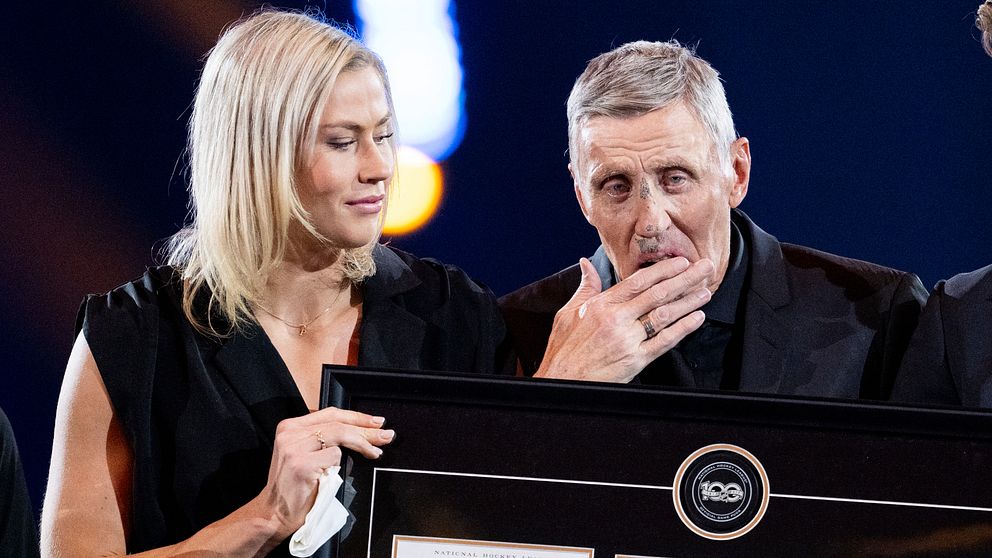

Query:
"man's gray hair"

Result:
[[567, 40, 738, 172]]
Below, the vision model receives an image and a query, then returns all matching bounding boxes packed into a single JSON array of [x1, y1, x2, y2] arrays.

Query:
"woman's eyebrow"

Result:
[[320, 115, 391, 131]]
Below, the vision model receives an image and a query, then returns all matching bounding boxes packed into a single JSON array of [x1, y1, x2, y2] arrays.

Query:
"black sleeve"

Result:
[[474, 280, 515, 376], [74, 271, 165, 451], [497, 266, 581, 377], [889, 280, 961, 405], [871, 272, 928, 399], [437, 263, 513, 376]]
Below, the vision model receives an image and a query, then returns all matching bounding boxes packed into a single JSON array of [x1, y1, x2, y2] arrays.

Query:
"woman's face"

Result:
[[298, 67, 394, 249]]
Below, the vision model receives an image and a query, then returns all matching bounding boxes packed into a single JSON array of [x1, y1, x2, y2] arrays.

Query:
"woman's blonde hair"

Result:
[[164, 9, 396, 336], [979, 1, 992, 56]]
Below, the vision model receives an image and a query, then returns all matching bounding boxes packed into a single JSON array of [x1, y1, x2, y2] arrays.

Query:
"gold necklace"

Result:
[[256, 284, 350, 336]]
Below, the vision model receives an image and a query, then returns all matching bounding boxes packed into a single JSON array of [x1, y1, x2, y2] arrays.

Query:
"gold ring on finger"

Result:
[[313, 430, 327, 450]]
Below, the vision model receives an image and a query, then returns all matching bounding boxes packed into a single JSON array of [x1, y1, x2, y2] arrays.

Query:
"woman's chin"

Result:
[[322, 227, 381, 250]]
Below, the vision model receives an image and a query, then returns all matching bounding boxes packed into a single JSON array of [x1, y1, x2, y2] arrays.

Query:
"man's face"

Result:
[[571, 102, 750, 291]]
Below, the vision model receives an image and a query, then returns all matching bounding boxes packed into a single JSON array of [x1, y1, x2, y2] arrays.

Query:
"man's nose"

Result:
[[634, 186, 671, 238], [358, 142, 393, 185]]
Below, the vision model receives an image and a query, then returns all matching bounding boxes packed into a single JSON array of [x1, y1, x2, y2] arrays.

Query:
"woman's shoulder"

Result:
[[368, 246, 508, 374], [76, 266, 184, 335], [372, 245, 494, 302], [98, 265, 180, 299]]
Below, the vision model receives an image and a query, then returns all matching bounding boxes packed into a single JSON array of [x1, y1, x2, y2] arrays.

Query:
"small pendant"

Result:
[[298, 324, 307, 336]]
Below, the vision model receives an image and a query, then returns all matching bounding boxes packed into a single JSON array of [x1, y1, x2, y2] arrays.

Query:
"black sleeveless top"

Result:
[[77, 246, 507, 554]]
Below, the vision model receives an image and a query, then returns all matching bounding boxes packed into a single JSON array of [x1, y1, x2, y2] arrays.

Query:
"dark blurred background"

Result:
[[2, 0, 990, 518]]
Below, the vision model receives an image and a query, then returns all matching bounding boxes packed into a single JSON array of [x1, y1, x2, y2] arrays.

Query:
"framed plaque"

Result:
[[320, 366, 992, 557]]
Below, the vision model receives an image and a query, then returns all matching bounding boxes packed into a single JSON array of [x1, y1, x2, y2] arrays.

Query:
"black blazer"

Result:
[[78, 245, 506, 553], [499, 209, 926, 400], [891, 264, 992, 407]]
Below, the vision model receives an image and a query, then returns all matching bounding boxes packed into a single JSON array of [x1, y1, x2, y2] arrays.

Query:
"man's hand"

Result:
[[534, 256, 714, 383]]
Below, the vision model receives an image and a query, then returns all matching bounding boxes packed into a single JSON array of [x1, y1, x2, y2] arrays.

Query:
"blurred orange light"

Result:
[[383, 146, 443, 235]]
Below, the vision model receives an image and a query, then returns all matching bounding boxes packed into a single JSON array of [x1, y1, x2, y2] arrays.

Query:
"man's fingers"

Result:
[[605, 257, 691, 303], [562, 258, 603, 311], [678, 259, 715, 292], [641, 310, 706, 358], [643, 287, 711, 330], [625, 259, 714, 317]]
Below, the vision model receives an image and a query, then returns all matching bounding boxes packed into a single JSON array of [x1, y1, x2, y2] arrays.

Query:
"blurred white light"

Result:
[[355, 0, 452, 26], [355, 0, 466, 161]]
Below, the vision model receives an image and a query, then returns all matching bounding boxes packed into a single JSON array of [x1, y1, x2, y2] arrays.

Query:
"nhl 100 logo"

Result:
[[700, 479, 744, 504], [672, 444, 769, 540]]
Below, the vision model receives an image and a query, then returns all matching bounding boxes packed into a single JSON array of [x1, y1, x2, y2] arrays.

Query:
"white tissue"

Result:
[[288, 466, 349, 557]]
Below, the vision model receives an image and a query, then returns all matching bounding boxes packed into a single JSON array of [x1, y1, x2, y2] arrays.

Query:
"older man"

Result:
[[501, 41, 926, 399]]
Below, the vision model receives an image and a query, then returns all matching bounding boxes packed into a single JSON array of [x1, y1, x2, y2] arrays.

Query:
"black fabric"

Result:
[[638, 320, 742, 390], [891, 264, 992, 407], [630, 220, 747, 389], [499, 209, 927, 400], [77, 244, 508, 554], [701, 219, 748, 325], [0, 407, 38, 558]]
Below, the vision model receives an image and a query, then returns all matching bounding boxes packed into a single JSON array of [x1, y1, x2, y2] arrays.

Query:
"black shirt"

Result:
[[592, 220, 750, 390], [77, 246, 507, 554]]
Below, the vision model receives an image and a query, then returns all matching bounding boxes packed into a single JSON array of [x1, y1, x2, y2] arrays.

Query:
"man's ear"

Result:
[[570, 163, 593, 223], [728, 137, 750, 208]]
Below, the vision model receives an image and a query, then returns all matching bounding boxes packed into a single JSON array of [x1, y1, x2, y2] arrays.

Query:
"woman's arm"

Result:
[[41, 334, 392, 557]]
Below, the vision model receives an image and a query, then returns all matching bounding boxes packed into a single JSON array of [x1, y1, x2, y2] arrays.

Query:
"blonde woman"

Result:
[[41, 10, 505, 556]]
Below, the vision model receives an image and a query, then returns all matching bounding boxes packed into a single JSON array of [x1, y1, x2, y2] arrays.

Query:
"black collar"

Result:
[[705, 220, 747, 325], [361, 243, 423, 300]]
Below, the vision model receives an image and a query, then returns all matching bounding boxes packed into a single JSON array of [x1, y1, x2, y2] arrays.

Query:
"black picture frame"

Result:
[[321, 366, 992, 557]]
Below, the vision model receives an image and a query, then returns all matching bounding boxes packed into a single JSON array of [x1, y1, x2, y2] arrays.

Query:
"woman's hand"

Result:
[[259, 408, 395, 538], [43, 335, 396, 557]]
